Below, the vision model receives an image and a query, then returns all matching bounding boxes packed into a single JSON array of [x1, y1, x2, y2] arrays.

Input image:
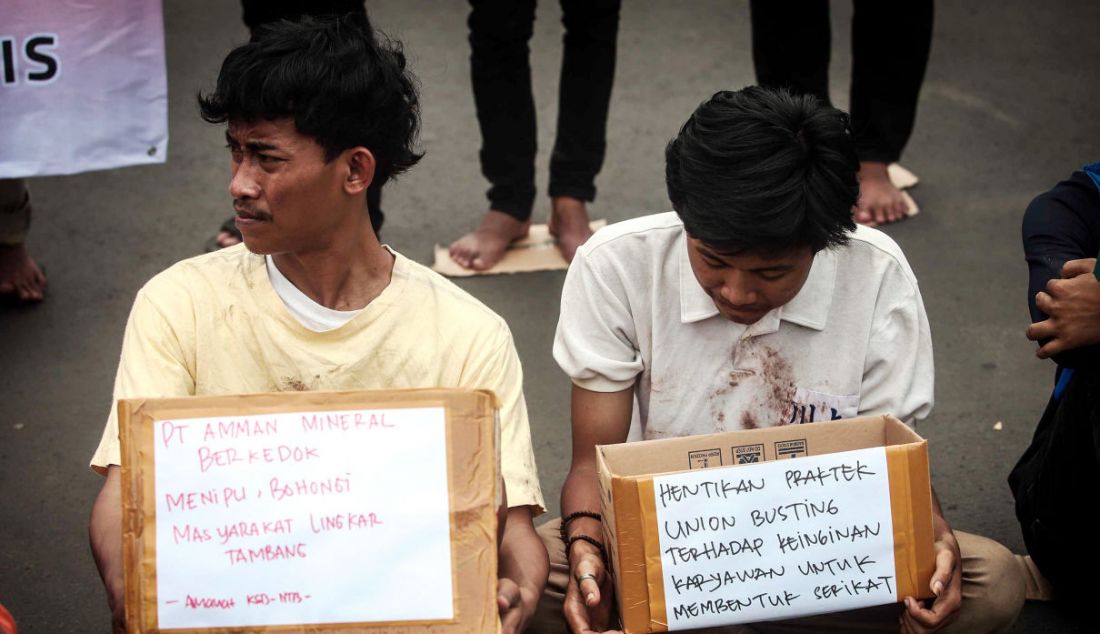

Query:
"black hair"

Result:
[[198, 14, 422, 189], [665, 86, 859, 254]]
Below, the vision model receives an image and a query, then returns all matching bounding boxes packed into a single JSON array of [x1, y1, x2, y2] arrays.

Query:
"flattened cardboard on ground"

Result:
[[596, 415, 935, 633], [119, 388, 501, 634], [431, 220, 606, 277]]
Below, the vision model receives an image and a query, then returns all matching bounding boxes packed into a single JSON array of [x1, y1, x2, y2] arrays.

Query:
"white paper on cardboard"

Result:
[[152, 407, 454, 628], [650, 446, 896, 629]]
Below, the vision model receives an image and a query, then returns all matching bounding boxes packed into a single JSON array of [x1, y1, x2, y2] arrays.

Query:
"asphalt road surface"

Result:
[[1, 0, 1097, 631]]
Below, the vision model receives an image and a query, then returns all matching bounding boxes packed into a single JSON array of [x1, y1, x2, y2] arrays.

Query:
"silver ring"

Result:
[[576, 573, 597, 584]]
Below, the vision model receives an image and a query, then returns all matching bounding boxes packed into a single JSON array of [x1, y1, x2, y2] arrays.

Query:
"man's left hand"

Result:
[[498, 577, 534, 634], [900, 515, 961, 633], [1027, 258, 1100, 358]]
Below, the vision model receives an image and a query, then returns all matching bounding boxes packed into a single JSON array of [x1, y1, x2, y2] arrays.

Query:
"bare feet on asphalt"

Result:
[[855, 161, 909, 226], [215, 230, 241, 248], [214, 218, 242, 249], [449, 210, 530, 271], [0, 243, 46, 302], [548, 196, 593, 263]]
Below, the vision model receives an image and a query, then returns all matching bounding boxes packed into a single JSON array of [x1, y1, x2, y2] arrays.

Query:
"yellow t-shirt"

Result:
[[90, 244, 545, 513]]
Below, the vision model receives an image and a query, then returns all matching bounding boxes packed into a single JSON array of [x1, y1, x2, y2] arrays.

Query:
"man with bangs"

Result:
[[89, 16, 546, 634], [543, 87, 1025, 633]]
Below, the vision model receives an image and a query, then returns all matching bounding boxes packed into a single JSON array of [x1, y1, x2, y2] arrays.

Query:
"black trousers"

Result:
[[1009, 366, 1100, 609], [750, 0, 933, 164], [468, 0, 620, 221], [239, 0, 384, 235]]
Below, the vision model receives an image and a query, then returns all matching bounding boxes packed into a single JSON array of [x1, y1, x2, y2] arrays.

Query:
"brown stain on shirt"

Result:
[[281, 377, 309, 391], [706, 341, 796, 430]]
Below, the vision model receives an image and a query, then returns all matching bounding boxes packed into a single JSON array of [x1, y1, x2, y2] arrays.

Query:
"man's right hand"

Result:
[[1027, 257, 1100, 358], [563, 544, 620, 634]]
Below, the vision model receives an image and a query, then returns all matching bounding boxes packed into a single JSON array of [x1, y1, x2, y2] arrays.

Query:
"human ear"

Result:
[[343, 147, 376, 195]]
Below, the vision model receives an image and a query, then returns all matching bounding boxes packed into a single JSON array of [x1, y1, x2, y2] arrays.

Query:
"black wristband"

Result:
[[561, 510, 602, 527], [565, 534, 609, 566], [559, 510, 602, 541]]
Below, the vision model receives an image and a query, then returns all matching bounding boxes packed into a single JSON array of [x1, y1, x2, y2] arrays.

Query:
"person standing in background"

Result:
[[751, 0, 933, 226], [449, 0, 621, 271], [0, 179, 46, 302]]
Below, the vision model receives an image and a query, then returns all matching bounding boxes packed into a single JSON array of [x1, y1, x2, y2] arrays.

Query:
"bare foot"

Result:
[[210, 216, 242, 250], [548, 196, 593, 263], [449, 210, 530, 270], [0, 243, 47, 302], [215, 229, 241, 248], [855, 161, 909, 226]]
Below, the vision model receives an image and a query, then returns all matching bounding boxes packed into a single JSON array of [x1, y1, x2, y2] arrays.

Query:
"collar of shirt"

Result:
[[677, 234, 837, 333]]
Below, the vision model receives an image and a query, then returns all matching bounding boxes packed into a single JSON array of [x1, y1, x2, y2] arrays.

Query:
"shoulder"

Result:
[[393, 250, 512, 342], [840, 225, 920, 293], [1023, 170, 1100, 240], [577, 212, 684, 264], [140, 243, 260, 300]]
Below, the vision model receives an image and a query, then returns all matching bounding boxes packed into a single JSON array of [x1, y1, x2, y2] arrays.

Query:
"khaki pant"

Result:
[[0, 179, 32, 245], [530, 519, 1026, 634]]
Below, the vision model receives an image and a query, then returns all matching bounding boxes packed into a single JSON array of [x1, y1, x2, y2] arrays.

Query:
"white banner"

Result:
[[0, 0, 168, 177]]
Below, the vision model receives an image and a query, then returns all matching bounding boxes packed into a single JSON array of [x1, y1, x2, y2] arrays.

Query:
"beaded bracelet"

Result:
[[565, 534, 609, 566], [559, 510, 603, 542]]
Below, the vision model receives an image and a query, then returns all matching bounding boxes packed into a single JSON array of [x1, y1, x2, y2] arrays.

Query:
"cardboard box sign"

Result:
[[119, 389, 501, 634], [596, 415, 935, 633]]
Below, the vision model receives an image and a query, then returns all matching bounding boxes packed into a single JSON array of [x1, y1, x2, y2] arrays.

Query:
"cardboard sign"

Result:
[[120, 389, 501, 633], [597, 415, 935, 633], [645, 448, 896, 629]]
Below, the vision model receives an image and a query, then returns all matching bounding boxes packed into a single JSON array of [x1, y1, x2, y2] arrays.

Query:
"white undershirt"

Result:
[[265, 255, 364, 332]]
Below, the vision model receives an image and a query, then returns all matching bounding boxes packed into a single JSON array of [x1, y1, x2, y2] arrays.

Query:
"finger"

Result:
[[563, 592, 598, 634], [1036, 339, 1064, 359], [1026, 319, 1055, 342], [1061, 258, 1096, 278], [930, 545, 956, 595], [573, 556, 606, 606], [903, 596, 940, 630], [499, 605, 522, 634], [1034, 290, 1054, 314], [497, 579, 521, 612]]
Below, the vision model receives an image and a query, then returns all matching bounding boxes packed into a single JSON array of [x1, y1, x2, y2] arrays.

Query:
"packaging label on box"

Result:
[[152, 407, 454, 628], [646, 446, 896, 629]]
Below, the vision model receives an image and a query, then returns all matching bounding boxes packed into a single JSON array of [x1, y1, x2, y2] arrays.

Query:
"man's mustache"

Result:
[[233, 202, 273, 221]]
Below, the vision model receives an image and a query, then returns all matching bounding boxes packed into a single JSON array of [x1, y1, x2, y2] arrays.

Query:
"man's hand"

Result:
[[1027, 258, 1100, 358], [496, 506, 546, 634], [498, 577, 534, 634], [900, 514, 961, 633], [563, 543, 620, 634]]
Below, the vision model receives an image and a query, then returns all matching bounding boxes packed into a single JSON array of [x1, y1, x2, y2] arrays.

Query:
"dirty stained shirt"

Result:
[[90, 244, 545, 514], [554, 212, 933, 440]]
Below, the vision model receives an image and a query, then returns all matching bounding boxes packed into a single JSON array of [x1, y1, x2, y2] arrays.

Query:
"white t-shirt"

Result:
[[265, 255, 363, 332], [553, 212, 934, 441]]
